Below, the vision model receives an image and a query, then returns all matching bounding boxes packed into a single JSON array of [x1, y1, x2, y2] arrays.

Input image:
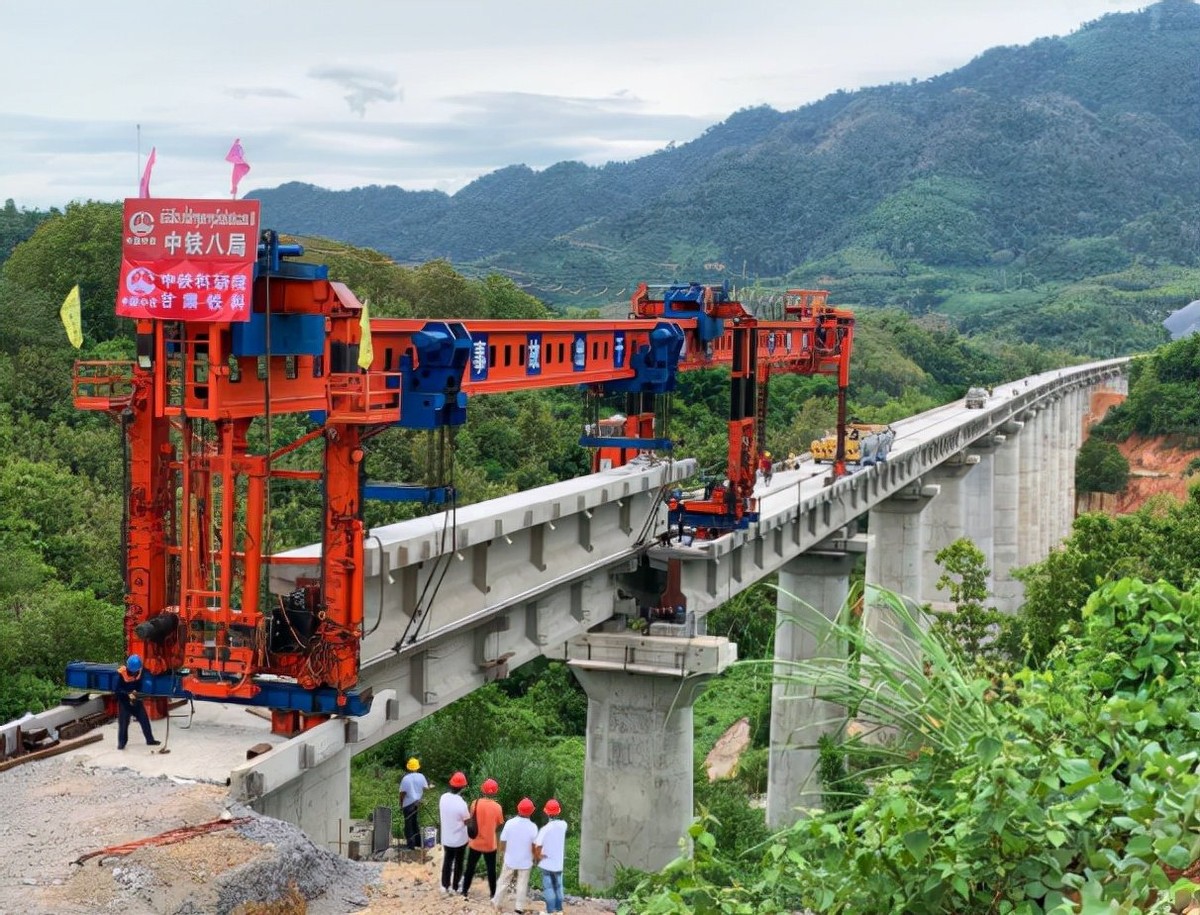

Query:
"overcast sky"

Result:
[[2, 0, 1151, 210]]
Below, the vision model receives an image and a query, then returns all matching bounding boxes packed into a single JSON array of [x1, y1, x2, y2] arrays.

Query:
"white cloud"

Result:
[[308, 65, 402, 116]]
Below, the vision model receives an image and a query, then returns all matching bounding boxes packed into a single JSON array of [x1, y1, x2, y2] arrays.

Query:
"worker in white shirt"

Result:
[[492, 797, 538, 913], [534, 798, 568, 913]]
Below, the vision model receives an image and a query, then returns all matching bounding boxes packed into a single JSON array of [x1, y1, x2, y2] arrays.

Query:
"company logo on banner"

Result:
[[116, 198, 261, 322], [526, 332, 542, 376], [572, 333, 587, 372], [469, 333, 489, 382]]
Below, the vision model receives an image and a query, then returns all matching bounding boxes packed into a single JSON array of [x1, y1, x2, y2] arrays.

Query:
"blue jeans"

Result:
[[541, 869, 564, 913]]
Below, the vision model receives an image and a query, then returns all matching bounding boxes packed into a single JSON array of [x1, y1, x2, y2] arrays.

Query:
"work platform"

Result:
[[4, 699, 285, 785]]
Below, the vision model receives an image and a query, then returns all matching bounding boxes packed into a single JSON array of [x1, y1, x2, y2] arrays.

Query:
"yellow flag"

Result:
[[357, 301, 374, 370], [59, 284, 83, 349]]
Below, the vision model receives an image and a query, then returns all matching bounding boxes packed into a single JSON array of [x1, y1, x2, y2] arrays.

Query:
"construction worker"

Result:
[[115, 654, 160, 750], [399, 757, 430, 850], [492, 797, 538, 913], [534, 798, 568, 914], [461, 777, 504, 899], [439, 771, 471, 894], [759, 451, 774, 486]]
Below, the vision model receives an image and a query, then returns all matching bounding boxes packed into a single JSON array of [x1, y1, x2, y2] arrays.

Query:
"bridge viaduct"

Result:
[[36, 358, 1125, 887]]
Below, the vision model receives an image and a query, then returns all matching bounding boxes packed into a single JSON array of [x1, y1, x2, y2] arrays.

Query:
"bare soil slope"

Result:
[[1114, 433, 1198, 514]]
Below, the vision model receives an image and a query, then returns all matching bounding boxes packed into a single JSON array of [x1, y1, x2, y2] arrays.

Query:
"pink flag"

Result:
[[225, 138, 251, 197], [138, 147, 157, 199]]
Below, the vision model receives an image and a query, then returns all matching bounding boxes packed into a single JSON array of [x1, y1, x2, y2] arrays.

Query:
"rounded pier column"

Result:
[[768, 551, 855, 827]]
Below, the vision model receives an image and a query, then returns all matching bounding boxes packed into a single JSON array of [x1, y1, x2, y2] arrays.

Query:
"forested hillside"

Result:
[[250, 0, 1200, 355]]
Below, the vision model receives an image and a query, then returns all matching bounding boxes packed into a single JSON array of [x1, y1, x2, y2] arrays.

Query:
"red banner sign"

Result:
[[116, 198, 261, 322]]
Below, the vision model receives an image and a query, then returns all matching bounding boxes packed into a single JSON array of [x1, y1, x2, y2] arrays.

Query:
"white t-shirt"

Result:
[[499, 815, 539, 869], [399, 772, 429, 804], [535, 819, 568, 871], [439, 791, 470, 847]]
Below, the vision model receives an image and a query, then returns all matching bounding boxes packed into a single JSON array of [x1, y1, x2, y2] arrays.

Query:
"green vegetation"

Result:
[[623, 580, 1200, 913], [1094, 333, 1200, 441], [1075, 437, 1130, 493], [0, 198, 52, 264]]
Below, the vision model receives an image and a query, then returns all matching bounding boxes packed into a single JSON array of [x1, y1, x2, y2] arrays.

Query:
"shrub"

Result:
[[1075, 436, 1130, 493]]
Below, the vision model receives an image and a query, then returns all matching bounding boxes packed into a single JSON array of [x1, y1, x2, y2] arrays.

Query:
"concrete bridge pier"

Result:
[[992, 424, 1024, 612], [1017, 407, 1044, 567], [920, 455, 979, 610], [864, 482, 939, 649], [1040, 401, 1059, 557], [767, 548, 859, 828], [964, 437, 999, 594], [565, 632, 735, 888], [1060, 391, 1079, 539], [1045, 397, 1065, 553]]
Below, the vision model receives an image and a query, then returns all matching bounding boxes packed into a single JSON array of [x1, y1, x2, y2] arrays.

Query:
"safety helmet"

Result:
[[126, 654, 142, 673], [406, 757, 420, 772], [449, 771, 468, 788], [517, 797, 535, 816], [764, 452, 771, 459], [481, 778, 499, 795], [544, 798, 561, 816]]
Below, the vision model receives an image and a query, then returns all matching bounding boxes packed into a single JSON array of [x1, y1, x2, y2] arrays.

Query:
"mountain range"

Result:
[[250, 0, 1200, 348]]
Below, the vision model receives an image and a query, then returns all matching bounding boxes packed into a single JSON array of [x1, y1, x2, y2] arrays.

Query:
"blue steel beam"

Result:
[[65, 662, 373, 716]]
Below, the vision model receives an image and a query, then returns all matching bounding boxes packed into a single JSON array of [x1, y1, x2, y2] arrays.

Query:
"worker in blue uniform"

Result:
[[115, 654, 160, 750]]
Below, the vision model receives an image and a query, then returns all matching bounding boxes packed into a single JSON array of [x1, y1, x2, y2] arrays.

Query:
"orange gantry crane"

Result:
[[65, 198, 853, 733]]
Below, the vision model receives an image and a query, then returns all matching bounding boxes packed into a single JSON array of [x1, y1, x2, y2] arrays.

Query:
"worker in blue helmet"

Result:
[[115, 654, 160, 750]]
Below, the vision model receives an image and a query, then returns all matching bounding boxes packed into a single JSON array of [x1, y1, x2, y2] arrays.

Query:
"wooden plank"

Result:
[[0, 732, 103, 772], [245, 742, 273, 760]]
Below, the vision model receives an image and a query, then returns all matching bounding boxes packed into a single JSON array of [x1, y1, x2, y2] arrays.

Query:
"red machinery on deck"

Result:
[[65, 200, 853, 732]]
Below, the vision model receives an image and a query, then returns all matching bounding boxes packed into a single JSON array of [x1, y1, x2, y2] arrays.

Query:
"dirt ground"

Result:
[[1106, 433, 1198, 514], [0, 756, 619, 915], [362, 855, 620, 915]]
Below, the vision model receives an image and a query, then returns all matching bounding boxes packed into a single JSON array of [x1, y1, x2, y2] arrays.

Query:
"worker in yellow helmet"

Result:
[[399, 757, 430, 850], [758, 451, 774, 486]]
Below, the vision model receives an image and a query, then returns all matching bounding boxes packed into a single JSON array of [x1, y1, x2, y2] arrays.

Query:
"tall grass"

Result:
[[774, 582, 997, 786]]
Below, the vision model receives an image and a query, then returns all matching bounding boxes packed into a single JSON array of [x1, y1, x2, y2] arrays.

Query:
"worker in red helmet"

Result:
[[114, 654, 160, 750], [438, 771, 470, 895], [461, 777, 503, 899], [534, 798, 568, 913], [492, 797, 538, 912]]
